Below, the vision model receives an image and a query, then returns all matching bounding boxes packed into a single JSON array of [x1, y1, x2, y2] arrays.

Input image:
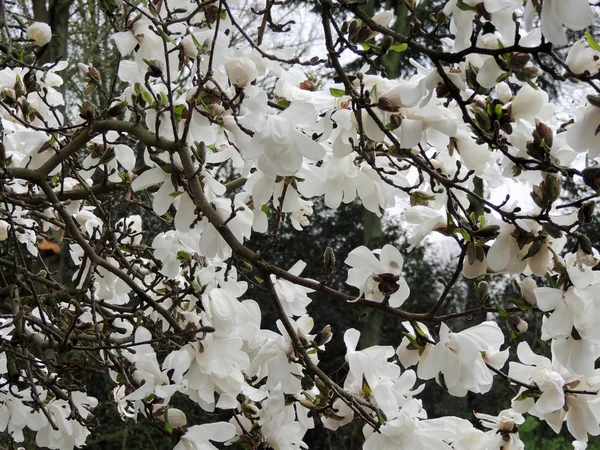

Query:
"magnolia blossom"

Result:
[[475, 409, 525, 450], [26, 22, 52, 46], [525, 0, 593, 46], [415, 321, 508, 396], [225, 58, 258, 88], [566, 40, 600, 75], [509, 342, 566, 415], [173, 422, 236, 450], [345, 245, 410, 308]]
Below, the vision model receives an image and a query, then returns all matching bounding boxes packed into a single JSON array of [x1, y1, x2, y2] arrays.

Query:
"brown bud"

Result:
[[435, 10, 446, 26], [581, 167, 600, 192], [534, 120, 553, 148], [578, 234, 594, 256], [314, 325, 332, 347], [348, 20, 360, 37], [380, 35, 394, 54], [578, 201, 595, 225], [377, 96, 398, 112], [323, 247, 335, 281], [516, 66, 542, 79], [508, 53, 531, 71]]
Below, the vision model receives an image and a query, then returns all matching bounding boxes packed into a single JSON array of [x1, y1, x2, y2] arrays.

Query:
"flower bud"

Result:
[[225, 58, 258, 88], [26, 22, 52, 46], [241, 402, 259, 417], [582, 167, 600, 192], [578, 201, 595, 225], [508, 53, 531, 71], [515, 318, 528, 333], [478, 281, 489, 302], [145, 59, 163, 78], [520, 276, 537, 306], [507, 314, 527, 334], [323, 247, 335, 282], [156, 408, 187, 428], [534, 120, 553, 148], [314, 325, 332, 347], [435, 10, 446, 25]]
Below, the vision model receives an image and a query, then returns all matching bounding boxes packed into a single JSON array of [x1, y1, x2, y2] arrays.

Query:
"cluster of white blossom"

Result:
[[2, 0, 600, 449]]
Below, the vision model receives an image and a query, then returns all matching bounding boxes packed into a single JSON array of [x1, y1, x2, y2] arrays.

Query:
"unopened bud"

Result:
[[582, 167, 600, 192], [314, 325, 332, 347], [578, 234, 594, 256], [534, 120, 553, 148], [301, 376, 314, 391], [516, 66, 542, 79], [241, 402, 259, 417], [478, 281, 489, 302], [239, 260, 253, 272], [348, 19, 360, 37], [531, 184, 544, 207], [579, 201, 595, 225], [516, 318, 528, 333], [297, 328, 310, 347], [380, 35, 394, 54], [520, 276, 537, 306], [543, 174, 561, 204], [156, 408, 187, 428], [107, 101, 128, 117], [145, 59, 163, 78], [508, 53, 531, 71], [323, 247, 335, 281], [315, 377, 331, 397], [473, 225, 500, 238], [435, 10, 446, 25], [299, 399, 315, 410]]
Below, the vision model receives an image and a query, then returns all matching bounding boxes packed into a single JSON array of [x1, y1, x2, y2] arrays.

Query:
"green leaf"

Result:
[[495, 303, 508, 318], [510, 297, 532, 312], [169, 191, 184, 198], [277, 99, 291, 109], [173, 104, 186, 117], [361, 375, 372, 396], [261, 204, 271, 218], [142, 90, 154, 106], [456, 0, 475, 11], [177, 251, 192, 261], [329, 88, 346, 97], [457, 228, 471, 242], [524, 77, 539, 90], [496, 71, 511, 83], [361, 42, 371, 50], [586, 31, 600, 52], [389, 43, 408, 53]]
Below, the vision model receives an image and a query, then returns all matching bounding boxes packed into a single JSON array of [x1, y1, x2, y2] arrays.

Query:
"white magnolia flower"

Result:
[[509, 342, 566, 414], [225, 58, 258, 88], [26, 22, 52, 46], [417, 321, 508, 396], [173, 422, 236, 450], [272, 261, 314, 317], [345, 245, 410, 308], [525, 0, 593, 46], [475, 409, 525, 450], [566, 103, 600, 157], [566, 40, 600, 75]]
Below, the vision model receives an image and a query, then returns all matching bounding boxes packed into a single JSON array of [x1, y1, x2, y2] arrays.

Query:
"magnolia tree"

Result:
[[2, 0, 600, 448]]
